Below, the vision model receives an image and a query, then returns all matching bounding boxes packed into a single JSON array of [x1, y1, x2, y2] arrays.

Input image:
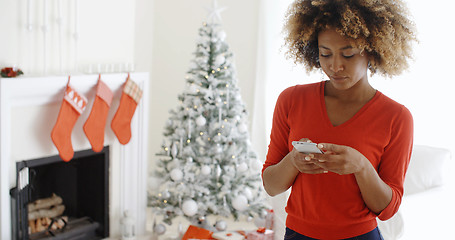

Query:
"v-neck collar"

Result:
[[319, 81, 380, 129]]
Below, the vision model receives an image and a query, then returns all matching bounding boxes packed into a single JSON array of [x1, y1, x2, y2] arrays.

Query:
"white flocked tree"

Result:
[[148, 2, 267, 226]]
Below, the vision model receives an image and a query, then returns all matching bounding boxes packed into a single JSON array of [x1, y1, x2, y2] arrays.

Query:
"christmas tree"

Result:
[[148, 16, 266, 225]]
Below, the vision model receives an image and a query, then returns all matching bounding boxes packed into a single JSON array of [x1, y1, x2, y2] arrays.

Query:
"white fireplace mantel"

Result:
[[0, 73, 149, 239]]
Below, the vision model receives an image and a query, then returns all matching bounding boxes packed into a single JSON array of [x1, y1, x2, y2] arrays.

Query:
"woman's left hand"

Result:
[[309, 143, 368, 175]]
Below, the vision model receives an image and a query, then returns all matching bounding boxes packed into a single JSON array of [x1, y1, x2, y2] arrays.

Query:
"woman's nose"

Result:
[[329, 57, 344, 72]]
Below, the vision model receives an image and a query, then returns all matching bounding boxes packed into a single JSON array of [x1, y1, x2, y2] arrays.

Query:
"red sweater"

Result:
[[263, 82, 413, 239]]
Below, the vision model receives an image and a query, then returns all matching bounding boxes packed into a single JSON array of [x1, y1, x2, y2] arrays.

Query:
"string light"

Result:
[[217, 68, 221, 71], [212, 70, 215, 73], [194, 105, 198, 109], [164, 147, 169, 151], [163, 200, 168, 203], [218, 133, 221, 136], [187, 139, 191, 143], [221, 125, 225, 128], [205, 75, 209, 79], [232, 155, 236, 159], [200, 132, 204, 136]]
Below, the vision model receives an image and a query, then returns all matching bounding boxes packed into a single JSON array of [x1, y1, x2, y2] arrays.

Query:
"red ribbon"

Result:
[[256, 227, 266, 233]]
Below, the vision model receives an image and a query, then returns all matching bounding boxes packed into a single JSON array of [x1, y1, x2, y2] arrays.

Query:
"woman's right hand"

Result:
[[290, 138, 328, 174]]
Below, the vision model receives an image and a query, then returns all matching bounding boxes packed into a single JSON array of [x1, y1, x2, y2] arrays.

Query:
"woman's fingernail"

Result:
[[306, 139, 312, 143], [309, 154, 314, 158], [305, 156, 311, 161], [323, 171, 328, 173], [317, 143, 324, 149], [318, 159, 326, 162]]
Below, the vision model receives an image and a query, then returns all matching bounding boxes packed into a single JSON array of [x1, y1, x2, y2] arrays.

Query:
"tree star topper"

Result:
[[205, 0, 227, 23]]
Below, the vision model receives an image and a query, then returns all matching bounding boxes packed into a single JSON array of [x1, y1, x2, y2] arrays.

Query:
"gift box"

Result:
[[246, 228, 273, 240], [182, 225, 214, 240], [212, 231, 245, 240]]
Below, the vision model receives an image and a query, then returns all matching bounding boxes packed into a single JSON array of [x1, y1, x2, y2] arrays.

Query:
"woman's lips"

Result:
[[331, 76, 347, 81]]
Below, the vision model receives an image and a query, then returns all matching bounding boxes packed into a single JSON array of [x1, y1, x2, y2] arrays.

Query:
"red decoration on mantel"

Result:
[[83, 75, 113, 152], [51, 73, 142, 159], [1, 67, 23, 78], [111, 73, 143, 145], [51, 77, 87, 161]]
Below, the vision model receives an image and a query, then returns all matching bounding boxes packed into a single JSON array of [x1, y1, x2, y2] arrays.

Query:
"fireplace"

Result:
[[0, 73, 149, 239], [11, 147, 109, 240]]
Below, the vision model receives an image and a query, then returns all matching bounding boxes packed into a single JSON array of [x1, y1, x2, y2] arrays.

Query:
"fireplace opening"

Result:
[[10, 147, 109, 240]]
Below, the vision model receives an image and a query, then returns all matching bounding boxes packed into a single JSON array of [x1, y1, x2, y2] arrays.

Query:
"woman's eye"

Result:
[[343, 54, 355, 58], [320, 54, 331, 58]]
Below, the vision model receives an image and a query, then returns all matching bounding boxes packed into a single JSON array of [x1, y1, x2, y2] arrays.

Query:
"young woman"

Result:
[[262, 0, 417, 239]]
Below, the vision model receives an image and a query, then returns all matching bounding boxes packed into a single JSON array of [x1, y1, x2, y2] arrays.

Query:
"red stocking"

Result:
[[51, 78, 87, 161], [111, 74, 143, 145], [83, 76, 113, 152]]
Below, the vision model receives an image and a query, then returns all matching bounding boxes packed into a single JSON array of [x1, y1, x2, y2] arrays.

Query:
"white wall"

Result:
[[0, 0, 135, 75]]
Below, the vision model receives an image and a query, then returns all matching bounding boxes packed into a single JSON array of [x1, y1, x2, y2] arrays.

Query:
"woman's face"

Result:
[[318, 28, 369, 91]]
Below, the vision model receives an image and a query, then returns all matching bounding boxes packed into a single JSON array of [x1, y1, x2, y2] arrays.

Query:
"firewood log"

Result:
[[50, 221, 58, 231], [29, 220, 36, 233], [29, 216, 68, 234], [56, 216, 68, 229], [28, 204, 65, 220], [35, 218, 45, 232], [28, 193, 63, 212]]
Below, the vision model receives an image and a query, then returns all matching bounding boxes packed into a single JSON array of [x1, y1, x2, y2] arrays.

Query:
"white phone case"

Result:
[[292, 141, 323, 154]]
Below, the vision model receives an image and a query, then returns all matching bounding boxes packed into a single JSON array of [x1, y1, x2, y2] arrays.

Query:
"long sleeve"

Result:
[[377, 106, 414, 220], [262, 86, 295, 174]]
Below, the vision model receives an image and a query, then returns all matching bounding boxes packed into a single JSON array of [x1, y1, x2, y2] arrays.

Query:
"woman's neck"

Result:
[[324, 79, 376, 104]]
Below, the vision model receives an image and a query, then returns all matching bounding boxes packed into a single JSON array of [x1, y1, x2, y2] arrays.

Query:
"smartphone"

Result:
[[292, 141, 324, 154]]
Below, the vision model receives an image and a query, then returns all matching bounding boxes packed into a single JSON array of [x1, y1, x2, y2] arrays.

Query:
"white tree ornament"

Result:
[[201, 165, 211, 175], [238, 123, 248, 133], [182, 199, 198, 217], [170, 169, 183, 181], [196, 115, 207, 126], [214, 55, 226, 66], [153, 223, 166, 235], [237, 162, 248, 173], [232, 195, 248, 211], [243, 187, 253, 200]]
